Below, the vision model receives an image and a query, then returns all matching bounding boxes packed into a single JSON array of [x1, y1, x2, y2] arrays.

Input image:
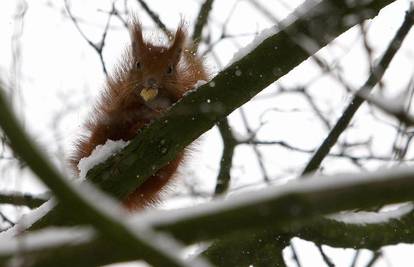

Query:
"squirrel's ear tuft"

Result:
[[169, 20, 187, 65], [129, 15, 144, 58]]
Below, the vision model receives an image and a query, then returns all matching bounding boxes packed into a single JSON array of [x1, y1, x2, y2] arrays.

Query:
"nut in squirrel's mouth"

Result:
[[140, 88, 159, 102]]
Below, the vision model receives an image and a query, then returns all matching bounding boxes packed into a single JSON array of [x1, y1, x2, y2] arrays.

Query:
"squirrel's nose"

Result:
[[147, 78, 157, 88]]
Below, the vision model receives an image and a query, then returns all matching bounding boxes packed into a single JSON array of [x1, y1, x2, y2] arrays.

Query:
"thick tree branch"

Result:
[[3, 165, 414, 266], [296, 208, 414, 249]]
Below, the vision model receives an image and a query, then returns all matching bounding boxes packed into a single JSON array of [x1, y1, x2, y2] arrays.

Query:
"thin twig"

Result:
[[239, 108, 271, 182], [64, 0, 115, 76], [0, 211, 15, 226], [0, 191, 49, 208], [136, 0, 169, 37], [350, 250, 360, 267], [214, 118, 237, 195], [192, 0, 214, 52], [365, 251, 382, 267], [290, 241, 303, 267], [317, 245, 335, 267]]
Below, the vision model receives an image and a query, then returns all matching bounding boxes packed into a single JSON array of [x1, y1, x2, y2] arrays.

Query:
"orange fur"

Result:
[[71, 18, 208, 210]]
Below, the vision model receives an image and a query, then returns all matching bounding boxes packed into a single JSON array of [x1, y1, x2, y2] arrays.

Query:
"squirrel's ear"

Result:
[[129, 16, 144, 58], [169, 21, 187, 65]]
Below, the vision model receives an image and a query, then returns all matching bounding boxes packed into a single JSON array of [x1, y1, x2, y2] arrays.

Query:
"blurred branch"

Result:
[[296, 208, 414, 250], [302, 5, 414, 175], [5, 166, 414, 266], [0, 191, 49, 209], [197, 6, 235, 197], [240, 108, 271, 181], [0, 211, 14, 227], [192, 0, 214, 51], [203, 230, 288, 267], [247, 0, 281, 24], [302, 89, 332, 130], [10, 0, 27, 104], [136, 0, 169, 37], [0, 87, 211, 267], [359, 87, 414, 127], [240, 137, 414, 163], [203, 204, 414, 267], [200, 1, 242, 57]]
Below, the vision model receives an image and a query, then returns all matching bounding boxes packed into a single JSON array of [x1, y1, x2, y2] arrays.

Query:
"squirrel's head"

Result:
[[127, 18, 187, 107]]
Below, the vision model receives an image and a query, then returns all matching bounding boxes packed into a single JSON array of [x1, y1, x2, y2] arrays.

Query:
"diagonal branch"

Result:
[[301, 4, 414, 175], [192, 0, 214, 51], [214, 118, 237, 195], [136, 0, 169, 37], [64, 0, 115, 77]]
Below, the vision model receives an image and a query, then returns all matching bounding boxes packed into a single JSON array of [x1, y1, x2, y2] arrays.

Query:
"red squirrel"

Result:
[[71, 18, 208, 210]]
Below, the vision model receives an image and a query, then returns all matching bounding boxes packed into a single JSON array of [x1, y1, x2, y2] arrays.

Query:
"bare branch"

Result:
[[0, 191, 49, 208], [192, 0, 214, 51], [302, 6, 414, 175], [214, 118, 237, 195], [136, 0, 169, 37]]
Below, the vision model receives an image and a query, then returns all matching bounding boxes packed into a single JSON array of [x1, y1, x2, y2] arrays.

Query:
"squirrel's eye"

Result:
[[136, 61, 142, 70], [166, 65, 173, 74]]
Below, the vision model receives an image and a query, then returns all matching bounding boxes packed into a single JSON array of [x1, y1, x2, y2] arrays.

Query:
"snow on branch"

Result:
[[3, 165, 414, 266], [77, 139, 129, 179], [328, 203, 414, 225], [138, 165, 414, 239], [0, 227, 94, 257]]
